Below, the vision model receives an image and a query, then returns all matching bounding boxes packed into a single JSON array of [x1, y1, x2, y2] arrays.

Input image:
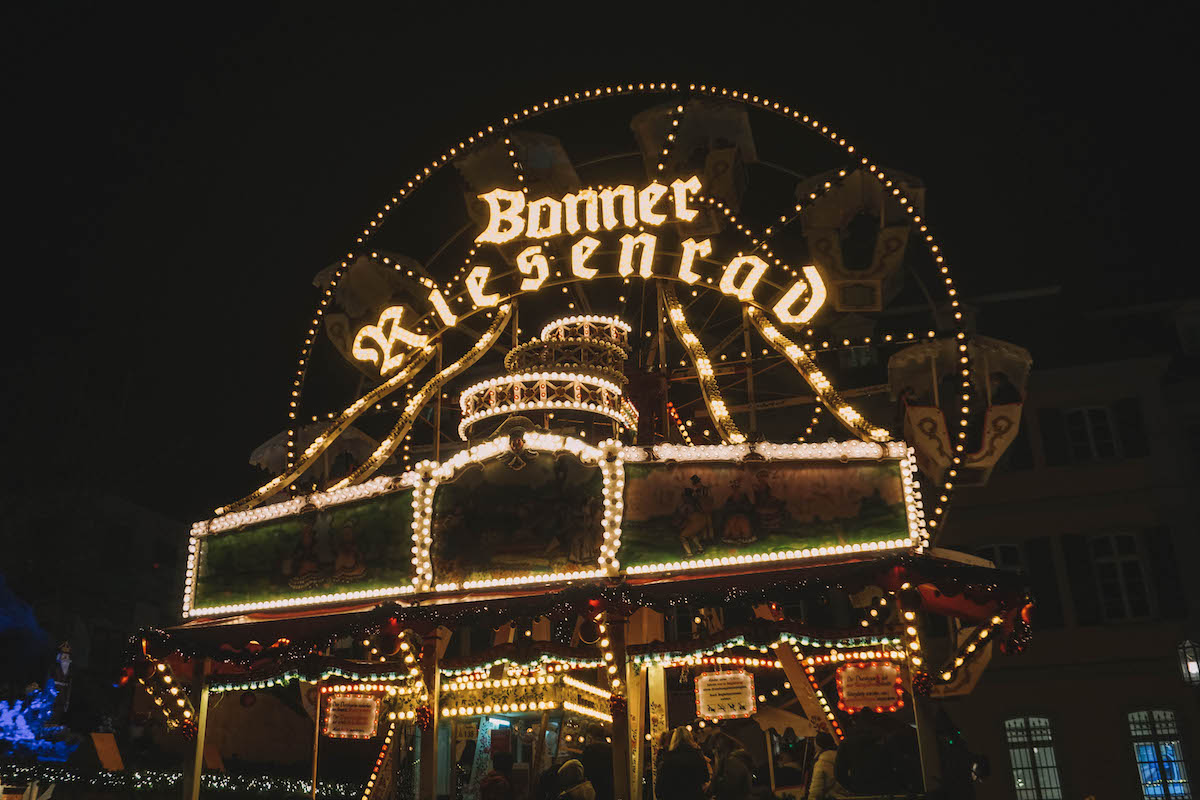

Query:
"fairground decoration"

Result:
[[835, 661, 905, 714], [151, 83, 1036, 800], [695, 671, 756, 721]]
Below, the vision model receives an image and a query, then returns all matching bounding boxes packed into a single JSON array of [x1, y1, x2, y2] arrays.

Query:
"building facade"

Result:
[[944, 300, 1199, 800]]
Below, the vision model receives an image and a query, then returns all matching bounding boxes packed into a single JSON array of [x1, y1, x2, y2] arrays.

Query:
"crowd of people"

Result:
[[475, 722, 851, 800]]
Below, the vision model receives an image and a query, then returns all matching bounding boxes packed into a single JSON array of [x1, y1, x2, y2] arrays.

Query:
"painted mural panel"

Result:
[[619, 460, 907, 568], [431, 451, 603, 586], [193, 490, 414, 608]]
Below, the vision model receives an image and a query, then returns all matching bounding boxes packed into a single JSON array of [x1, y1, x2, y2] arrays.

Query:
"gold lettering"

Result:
[[670, 176, 703, 222], [638, 181, 669, 226], [618, 233, 657, 278], [516, 245, 550, 291], [475, 188, 526, 244], [599, 185, 638, 230], [428, 288, 457, 326], [772, 266, 826, 323], [719, 255, 768, 301], [564, 189, 600, 235], [526, 197, 562, 239], [571, 235, 601, 279], [466, 265, 500, 307], [677, 238, 712, 284]]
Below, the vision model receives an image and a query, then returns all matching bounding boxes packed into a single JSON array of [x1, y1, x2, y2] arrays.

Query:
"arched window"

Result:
[[1129, 710, 1191, 798], [1004, 716, 1064, 799]]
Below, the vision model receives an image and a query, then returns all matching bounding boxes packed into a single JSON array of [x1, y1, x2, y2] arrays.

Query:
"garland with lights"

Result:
[[0, 764, 360, 799], [143, 555, 1029, 670]]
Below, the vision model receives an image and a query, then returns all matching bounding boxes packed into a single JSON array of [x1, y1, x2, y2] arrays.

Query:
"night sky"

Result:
[[4, 5, 1192, 522]]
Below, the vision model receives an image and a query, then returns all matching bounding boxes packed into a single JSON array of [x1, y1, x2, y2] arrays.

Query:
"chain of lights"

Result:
[[540, 314, 632, 346], [328, 305, 513, 491], [441, 656, 603, 680], [633, 631, 903, 668], [209, 667, 419, 694], [504, 337, 628, 380], [360, 720, 396, 800], [184, 580, 417, 621], [933, 613, 1006, 684], [894, 587, 926, 682], [655, 102, 685, 175], [663, 283, 745, 444], [0, 764, 361, 798], [138, 659, 195, 728], [564, 699, 614, 724], [440, 671, 611, 719], [274, 83, 969, 535], [800, 660, 843, 738], [803, 649, 905, 666], [665, 401, 694, 444], [457, 371, 637, 440], [746, 308, 890, 442], [217, 347, 435, 515], [599, 439, 625, 575], [797, 405, 822, 442]]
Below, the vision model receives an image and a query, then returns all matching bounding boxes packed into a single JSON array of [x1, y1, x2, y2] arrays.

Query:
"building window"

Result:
[[1004, 716, 1064, 799], [1065, 406, 1118, 460], [975, 544, 1022, 572], [1129, 710, 1191, 798], [1091, 534, 1152, 620]]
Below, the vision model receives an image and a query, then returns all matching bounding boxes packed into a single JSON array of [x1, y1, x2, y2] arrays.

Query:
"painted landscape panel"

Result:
[[619, 460, 907, 569], [193, 489, 415, 609], [431, 451, 604, 586]]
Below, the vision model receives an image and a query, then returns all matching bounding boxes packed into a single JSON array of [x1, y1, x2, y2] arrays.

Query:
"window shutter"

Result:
[[1038, 408, 1070, 466], [1113, 397, 1148, 457], [1023, 537, 1063, 628], [1144, 526, 1186, 619], [1061, 534, 1101, 626]]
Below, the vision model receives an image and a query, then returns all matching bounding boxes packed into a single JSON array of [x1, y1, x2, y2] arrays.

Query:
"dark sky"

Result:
[[4, 5, 1191, 521]]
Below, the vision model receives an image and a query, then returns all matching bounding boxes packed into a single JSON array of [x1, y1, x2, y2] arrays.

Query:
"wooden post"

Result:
[[741, 308, 757, 433], [763, 730, 776, 794], [626, 663, 646, 799], [434, 343, 443, 462], [607, 612, 631, 800], [310, 680, 321, 799], [420, 634, 442, 800], [182, 657, 211, 800], [647, 665, 666, 800], [530, 709, 550, 786], [906, 611, 942, 795]]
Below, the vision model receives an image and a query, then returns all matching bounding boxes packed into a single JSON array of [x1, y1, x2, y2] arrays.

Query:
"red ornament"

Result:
[[416, 705, 433, 731]]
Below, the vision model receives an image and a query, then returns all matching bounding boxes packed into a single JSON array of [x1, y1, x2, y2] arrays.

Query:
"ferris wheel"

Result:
[[221, 81, 1029, 533]]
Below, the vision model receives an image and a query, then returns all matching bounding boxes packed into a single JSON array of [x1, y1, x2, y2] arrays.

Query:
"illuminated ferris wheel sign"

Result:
[[214, 81, 974, 535]]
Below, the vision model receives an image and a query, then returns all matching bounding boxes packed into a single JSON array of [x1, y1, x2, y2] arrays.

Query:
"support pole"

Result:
[[907, 613, 942, 796], [741, 308, 758, 433], [434, 343, 443, 462], [420, 633, 442, 800], [183, 657, 211, 800], [531, 709, 550, 788], [656, 284, 669, 439], [647, 664, 667, 800], [310, 680, 320, 799], [607, 611, 631, 800]]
